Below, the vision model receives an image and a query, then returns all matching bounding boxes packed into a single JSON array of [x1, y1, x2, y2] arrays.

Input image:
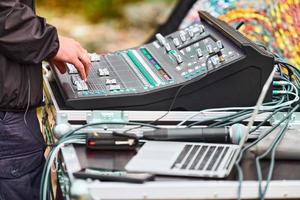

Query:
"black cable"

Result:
[[235, 21, 245, 30], [207, 110, 253, 127], [150, 82, 188, 123], [214, 111, 261, 128], [276, 62, 300, 84], [205, 52, 218, 70], [276, 61, 300, 74], [256, 43, 268, 51], [124, 54, 215, 133], [278, 62, 300, 88], [278, 63, 294, 79], [122, 81, 189, 134]]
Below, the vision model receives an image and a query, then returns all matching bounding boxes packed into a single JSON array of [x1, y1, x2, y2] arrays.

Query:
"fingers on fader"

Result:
[[79, 50, 91, 77], [73, 59, 87, 81]]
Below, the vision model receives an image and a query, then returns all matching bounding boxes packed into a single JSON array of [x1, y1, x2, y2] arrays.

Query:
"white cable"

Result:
[[243, 67, 277, 147], [24, 71, 31, 126]]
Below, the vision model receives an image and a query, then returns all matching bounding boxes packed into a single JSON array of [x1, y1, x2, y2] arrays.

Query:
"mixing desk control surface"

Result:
[[51, 11, 274, 110]]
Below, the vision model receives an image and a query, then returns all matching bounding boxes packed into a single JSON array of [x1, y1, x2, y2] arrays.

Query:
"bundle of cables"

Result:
[[176, 60, 300, 200]]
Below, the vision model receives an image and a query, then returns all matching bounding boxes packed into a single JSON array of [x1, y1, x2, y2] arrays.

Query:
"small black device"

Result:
[[73, 168, 155, 183], [86, 132, 139, 150]]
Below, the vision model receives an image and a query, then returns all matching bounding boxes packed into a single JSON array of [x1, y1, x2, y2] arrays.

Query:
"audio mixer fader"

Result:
[[51, 11, 274, 110]]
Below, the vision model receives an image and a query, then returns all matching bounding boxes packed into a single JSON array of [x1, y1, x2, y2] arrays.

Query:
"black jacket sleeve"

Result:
[[0, 0, 59, 64]]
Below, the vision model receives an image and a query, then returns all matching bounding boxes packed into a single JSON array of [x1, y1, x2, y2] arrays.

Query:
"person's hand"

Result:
[[50, 36, 91, 81]]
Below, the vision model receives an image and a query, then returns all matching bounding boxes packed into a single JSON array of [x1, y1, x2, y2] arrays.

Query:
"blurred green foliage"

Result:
[[37, 0, 175, 23]]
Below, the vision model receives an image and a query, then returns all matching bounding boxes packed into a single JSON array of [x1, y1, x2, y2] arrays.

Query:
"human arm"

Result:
[[0, 0, 58, 64], [0, 0, 90, 80]]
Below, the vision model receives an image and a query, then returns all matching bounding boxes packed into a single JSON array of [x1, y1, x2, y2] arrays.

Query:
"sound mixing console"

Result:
[[51, 11, 274, 110]]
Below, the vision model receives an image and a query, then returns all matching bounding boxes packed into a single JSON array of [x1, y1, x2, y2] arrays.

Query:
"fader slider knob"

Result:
[[211, 56, 218, 66], [173, 38, 180, 47], [217, 40, 224, 49], [76, 81, 88, 91], [98, 68, 105, 77], [67, 63, 78, 74], [174, 53, 183, 64], [206, 45, 214, 54], [197, 48, 203, 58], [199, 25, 205, 33], [106, 79, 117, 85], [188, 29, 194, 38], [109, 85, 121, 91], [179, 31, 187, 42], [155, 33, 166, 46], [164, 43, 171, 52], [89, 53, 101, 62], [103, 68, 110, 76]]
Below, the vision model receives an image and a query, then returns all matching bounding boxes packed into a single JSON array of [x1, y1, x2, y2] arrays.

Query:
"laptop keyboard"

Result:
[[171, 144, 237, 173]]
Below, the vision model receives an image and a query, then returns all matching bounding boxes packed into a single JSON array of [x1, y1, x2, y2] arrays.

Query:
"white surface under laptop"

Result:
[[125, 141, 240, 178]]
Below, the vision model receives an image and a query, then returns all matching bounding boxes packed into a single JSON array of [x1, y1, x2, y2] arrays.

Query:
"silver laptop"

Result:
[[125, 67, 276, 178], [125, 141, 240, 178], [126, 67, 276, 178]]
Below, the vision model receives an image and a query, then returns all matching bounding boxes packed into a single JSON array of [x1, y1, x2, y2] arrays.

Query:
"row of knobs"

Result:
[[155, 24, 224, 65], [155, 24, 205, 50]]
